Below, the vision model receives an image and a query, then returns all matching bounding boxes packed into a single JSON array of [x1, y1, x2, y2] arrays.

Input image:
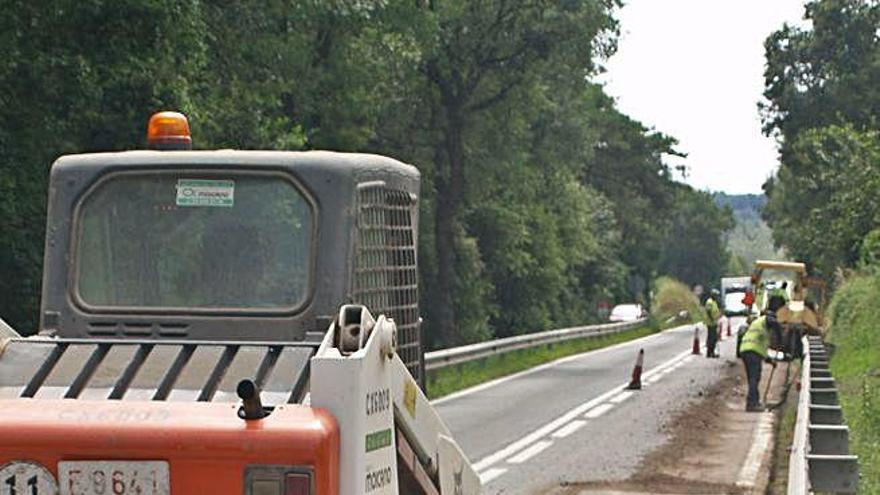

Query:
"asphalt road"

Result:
[[435, 322, 741, 494]]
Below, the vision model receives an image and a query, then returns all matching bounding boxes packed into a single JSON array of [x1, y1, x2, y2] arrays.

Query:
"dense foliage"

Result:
[[762, 0, 880, 279], [826, 270, 880, 493], [649, 276, 705, 327], [0, 1, 732, 347]]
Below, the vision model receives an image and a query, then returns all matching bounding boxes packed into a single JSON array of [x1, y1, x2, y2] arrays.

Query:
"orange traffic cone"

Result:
[[692, 326, 701, 355], [626, 349, 644, 390]]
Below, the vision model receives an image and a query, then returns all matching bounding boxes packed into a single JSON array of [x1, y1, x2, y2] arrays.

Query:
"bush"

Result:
[[650, 276, 705, 327], [826, 272, 880, 493]]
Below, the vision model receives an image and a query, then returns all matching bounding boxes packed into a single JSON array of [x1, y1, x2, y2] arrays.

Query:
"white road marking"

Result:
[[431, 323, 697, 406], [507, 440, 554, 464], [736, 412, 774, 488], [646, 375, 662, 384], [552, 420, 588, 438], [610, 391, 634, 404], [472, 348, 692, 473], [584, 403, 614, 418], [479, 468, 507, 484]]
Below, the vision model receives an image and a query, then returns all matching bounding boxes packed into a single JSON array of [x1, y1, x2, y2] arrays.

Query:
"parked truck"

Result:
[[720, 276, 752, 317], [0, 112, 479, 495]]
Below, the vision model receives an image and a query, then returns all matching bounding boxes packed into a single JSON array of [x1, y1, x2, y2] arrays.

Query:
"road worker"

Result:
[[739, 295, 785, 411], [769, 281, 789, 302], [741, 288, 755, 311], [704, 289, 721, 358]]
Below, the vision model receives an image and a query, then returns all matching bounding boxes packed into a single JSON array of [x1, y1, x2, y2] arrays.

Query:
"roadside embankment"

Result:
[[651, 276, 707, 328], [825, 272, 880, 493]]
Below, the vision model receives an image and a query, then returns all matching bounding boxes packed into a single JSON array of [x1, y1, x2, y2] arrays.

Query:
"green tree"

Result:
[[580, 86, 684, 297], [0, 0, 207, 333], [414, 1, 619, 345], [762, 0, 880, 277], [659, 187, 735, 290], [761, 0, 880, 143], [764, 125, 880, 276]]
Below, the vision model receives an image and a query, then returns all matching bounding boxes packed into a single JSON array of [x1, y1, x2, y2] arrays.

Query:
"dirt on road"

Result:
[[542, 355, 793, 495]]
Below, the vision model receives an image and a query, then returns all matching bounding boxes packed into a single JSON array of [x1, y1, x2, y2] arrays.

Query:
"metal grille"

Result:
[[1, 339, 316, 405], [353, 184, 422, 385]]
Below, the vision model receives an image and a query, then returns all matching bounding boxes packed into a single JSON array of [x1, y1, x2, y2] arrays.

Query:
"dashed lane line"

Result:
[[507, 440, 554, 464], [478, 468, 507, 485], [584, 403, 614, 419], [472, 348, 692, 474], [552, 420, 588, 438]]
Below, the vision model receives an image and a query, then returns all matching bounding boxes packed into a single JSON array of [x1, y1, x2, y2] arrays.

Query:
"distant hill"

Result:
[[715, 193, 764, 221], [714, 193, 784, 273]]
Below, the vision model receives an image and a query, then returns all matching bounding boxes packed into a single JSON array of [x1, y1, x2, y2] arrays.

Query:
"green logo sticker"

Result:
[[176, 179, 234, 207], [365, 428, 393, 453]]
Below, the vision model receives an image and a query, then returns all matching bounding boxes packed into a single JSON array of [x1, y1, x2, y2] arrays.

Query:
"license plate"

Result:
[[58, 461, 169, 495]]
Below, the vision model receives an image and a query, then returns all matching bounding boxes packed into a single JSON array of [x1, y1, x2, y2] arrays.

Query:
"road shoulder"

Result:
[[546, 356, 791, 495]]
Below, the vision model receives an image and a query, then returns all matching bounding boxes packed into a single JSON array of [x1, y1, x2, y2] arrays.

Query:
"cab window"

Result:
[[76, 172, 312, 311]]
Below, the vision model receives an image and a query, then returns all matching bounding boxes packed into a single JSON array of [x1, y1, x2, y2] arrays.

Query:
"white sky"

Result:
[[601, 0, 808, 194]]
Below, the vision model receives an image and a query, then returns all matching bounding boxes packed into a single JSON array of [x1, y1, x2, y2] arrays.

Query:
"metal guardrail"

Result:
[[424, 318, 647, 371], [788, 335, 859, 494]]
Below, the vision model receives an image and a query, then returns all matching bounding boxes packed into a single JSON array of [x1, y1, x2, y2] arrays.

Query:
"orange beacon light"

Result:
[[147, 111, 192, 150]]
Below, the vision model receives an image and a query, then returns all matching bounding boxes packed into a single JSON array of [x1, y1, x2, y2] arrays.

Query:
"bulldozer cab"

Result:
[[5, 114, 424, 401]]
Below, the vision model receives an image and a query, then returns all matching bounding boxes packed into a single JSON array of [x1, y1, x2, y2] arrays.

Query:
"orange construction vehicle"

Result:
[[0, 112, 479, 495]]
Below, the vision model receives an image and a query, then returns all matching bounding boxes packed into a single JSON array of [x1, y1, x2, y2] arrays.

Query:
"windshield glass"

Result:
[[76, 173, 312, 310], [724, 293, 747, 313]]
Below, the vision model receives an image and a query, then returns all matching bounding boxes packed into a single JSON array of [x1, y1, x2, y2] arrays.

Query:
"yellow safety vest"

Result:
[[769, 287, 789, 302], [705, 297, 721, 323], [739, 315, 770, 358]]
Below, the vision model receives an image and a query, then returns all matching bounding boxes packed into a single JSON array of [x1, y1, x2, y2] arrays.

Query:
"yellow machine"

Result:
[[752, 260, 823, 333], [750, 260, 826, 360]]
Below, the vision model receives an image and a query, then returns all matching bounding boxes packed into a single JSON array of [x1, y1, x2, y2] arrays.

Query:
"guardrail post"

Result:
[[788, 335, 860, 494], [808, 425, 850, 455], [807, 455, 859, 493], [809, 404, 844, 425]]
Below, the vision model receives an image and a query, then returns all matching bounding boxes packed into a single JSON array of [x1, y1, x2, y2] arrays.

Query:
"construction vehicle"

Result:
[[0, 112, 480, 495], [750, 260, 824, 359]]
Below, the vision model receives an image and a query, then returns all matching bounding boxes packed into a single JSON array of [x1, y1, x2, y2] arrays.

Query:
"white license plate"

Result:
[[58, 461, 169, 495]]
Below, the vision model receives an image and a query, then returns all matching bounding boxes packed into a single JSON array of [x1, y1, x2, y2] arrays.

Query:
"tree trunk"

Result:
[[433, 105, 465, 346]]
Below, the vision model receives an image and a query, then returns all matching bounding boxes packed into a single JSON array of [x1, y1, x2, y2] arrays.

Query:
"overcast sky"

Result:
[[601, 0, 808, 195]]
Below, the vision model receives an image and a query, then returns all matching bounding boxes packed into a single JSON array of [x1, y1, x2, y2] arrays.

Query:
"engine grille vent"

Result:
[[353, 183, 422, 385]]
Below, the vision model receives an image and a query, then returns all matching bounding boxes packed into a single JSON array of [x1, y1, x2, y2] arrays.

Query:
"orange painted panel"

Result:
[[0, 400, 338, 494]]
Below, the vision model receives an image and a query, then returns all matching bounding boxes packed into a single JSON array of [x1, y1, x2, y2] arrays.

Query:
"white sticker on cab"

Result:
[[176, 179, 234, 207]]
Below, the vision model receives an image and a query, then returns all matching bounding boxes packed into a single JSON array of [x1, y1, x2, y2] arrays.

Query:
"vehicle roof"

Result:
[[755, 260, 806, 274], [611, 303, 642, 310], [52, 149, 419, 179]]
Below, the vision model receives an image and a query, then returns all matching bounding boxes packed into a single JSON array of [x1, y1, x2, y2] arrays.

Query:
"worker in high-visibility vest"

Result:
[[739, 295, 785, 411], [704, 289, 722, 358], [769, 281, 789, 303]]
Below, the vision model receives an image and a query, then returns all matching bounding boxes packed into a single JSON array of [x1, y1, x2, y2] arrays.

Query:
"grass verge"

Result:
[[825, 271, 880, 494], [651, 276, 707, 326], [768, 361, 801, 494], [426, 324, 657, 400]]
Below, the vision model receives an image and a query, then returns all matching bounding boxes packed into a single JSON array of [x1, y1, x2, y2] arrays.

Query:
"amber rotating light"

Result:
[[146, 111, 192, 150]]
